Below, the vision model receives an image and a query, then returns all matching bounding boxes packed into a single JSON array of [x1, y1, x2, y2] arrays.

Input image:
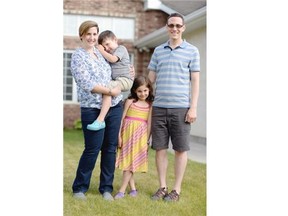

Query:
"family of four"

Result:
[[70, 12, 200, 202]]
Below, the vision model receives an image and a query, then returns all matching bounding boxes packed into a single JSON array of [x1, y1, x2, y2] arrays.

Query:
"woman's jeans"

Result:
[[72, 101, 123, 194]]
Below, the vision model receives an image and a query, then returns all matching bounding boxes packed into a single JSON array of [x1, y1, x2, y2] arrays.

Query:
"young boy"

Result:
[[87, 30, 133, 131]]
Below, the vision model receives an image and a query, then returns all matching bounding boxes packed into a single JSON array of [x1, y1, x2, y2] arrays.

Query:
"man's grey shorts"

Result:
[[151, 107, 191, 152]]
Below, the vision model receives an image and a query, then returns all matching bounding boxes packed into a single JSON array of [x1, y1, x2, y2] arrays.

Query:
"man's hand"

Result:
[[185, 107, 197, 123]]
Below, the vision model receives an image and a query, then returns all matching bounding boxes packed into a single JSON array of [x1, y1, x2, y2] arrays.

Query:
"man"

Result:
[[148, 13, 200, 202]]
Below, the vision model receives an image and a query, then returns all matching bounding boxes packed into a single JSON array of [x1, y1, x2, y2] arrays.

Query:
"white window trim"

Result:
[[63, 14, 135, 40], [63, 50, 78, 103]]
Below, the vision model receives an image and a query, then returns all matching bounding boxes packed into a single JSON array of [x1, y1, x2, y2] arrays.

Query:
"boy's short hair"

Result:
[[98, 30, 116, 45]]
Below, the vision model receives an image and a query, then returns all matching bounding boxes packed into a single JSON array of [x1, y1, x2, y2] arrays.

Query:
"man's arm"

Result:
[[185, 72, 200, 123], [190, 72, 200, 109], [148, 70, 156, 84]]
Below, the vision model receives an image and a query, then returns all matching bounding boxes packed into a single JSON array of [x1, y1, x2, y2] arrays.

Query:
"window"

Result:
[[63, 51, 134, 102], [63, 14, 135, 40], [63, 51, 77, 102], [63, 14, 135, 102]]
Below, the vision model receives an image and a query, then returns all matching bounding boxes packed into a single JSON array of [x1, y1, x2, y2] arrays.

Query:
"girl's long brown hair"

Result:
[[128, 75, 154, 103]]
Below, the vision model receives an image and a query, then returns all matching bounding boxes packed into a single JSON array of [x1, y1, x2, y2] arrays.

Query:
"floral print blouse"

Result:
[[71, 47, 122, 108]]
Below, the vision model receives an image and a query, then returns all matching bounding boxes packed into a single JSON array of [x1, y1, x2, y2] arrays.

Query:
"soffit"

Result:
[[135, 4, 206, 49], [161, 0, 207, 16]]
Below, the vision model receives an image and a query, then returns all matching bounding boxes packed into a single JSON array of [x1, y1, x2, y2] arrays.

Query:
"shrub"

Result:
[[73, 119, 82, 130]]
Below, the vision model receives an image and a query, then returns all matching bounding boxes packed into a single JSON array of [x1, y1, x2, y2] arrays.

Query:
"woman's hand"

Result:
[[109, 85, 121, 96]]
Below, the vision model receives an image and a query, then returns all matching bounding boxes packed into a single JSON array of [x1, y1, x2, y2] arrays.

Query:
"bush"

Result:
[[73, 119, 82, 130]]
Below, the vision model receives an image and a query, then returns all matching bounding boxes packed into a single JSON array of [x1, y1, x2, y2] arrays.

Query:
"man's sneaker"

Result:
[[163, 190, 180, 202], [114, 192, 125, 199], [87, 120, 106, 131], [129, 189, 138, 197], [73, 192, 86, 200], [102, 192, 114, 201], [151, 187, 168, 200]]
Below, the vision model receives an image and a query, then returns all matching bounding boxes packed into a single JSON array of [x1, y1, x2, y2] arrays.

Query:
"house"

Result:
[[63, 0, 206, 140]]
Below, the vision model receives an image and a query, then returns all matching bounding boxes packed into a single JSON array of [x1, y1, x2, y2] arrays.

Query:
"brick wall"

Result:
[[63, 0, 167, 72], [63, 0, 168, 128], [63, 103, 81, 129]]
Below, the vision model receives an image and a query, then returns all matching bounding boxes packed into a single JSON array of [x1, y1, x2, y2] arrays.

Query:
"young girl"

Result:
[[114, 75, 154, 199]]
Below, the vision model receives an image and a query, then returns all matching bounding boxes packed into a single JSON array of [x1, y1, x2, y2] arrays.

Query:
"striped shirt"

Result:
[[148, 40, 200, 108]]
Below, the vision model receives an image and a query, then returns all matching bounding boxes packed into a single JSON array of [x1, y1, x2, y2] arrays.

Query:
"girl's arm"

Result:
[[118, 99, 134, 148]]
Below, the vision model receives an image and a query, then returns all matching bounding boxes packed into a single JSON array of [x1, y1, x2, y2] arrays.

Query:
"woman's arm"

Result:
[[91, 85, 120, 97], [71, 51, 121, 96]]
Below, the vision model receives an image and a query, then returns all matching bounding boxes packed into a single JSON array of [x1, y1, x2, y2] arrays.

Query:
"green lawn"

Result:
[[64, 129, 206, 216]]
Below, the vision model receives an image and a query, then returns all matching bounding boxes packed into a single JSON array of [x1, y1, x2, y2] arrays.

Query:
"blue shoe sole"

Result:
[[87, 123, 106, 131]]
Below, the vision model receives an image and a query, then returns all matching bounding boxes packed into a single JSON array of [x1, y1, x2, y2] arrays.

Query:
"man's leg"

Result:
[[173, 150, 188, 194], [163, 108, 190, 201], [151, 107, 169, 200], [155, 149, 168, 188]]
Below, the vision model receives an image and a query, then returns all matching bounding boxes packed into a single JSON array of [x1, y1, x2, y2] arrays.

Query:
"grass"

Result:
[[64, 129, 206, 216]]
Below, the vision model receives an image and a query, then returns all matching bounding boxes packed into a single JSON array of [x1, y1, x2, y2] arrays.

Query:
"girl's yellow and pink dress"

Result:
[[116, 102, 150, 173]]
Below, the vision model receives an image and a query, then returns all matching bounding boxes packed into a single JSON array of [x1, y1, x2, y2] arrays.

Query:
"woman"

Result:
[[70, 20, 124, 201]]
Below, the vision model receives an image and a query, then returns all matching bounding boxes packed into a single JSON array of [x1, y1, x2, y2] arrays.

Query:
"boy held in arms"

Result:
[[87, 30, 134, 131]]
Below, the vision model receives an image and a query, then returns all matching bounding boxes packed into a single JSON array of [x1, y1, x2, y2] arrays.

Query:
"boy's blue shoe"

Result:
[[87, 120, 106, 131]]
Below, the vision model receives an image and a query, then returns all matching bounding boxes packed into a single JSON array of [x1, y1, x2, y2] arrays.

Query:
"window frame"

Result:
[[63, 50, 78, 103], [63, 14, 135, 40]]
